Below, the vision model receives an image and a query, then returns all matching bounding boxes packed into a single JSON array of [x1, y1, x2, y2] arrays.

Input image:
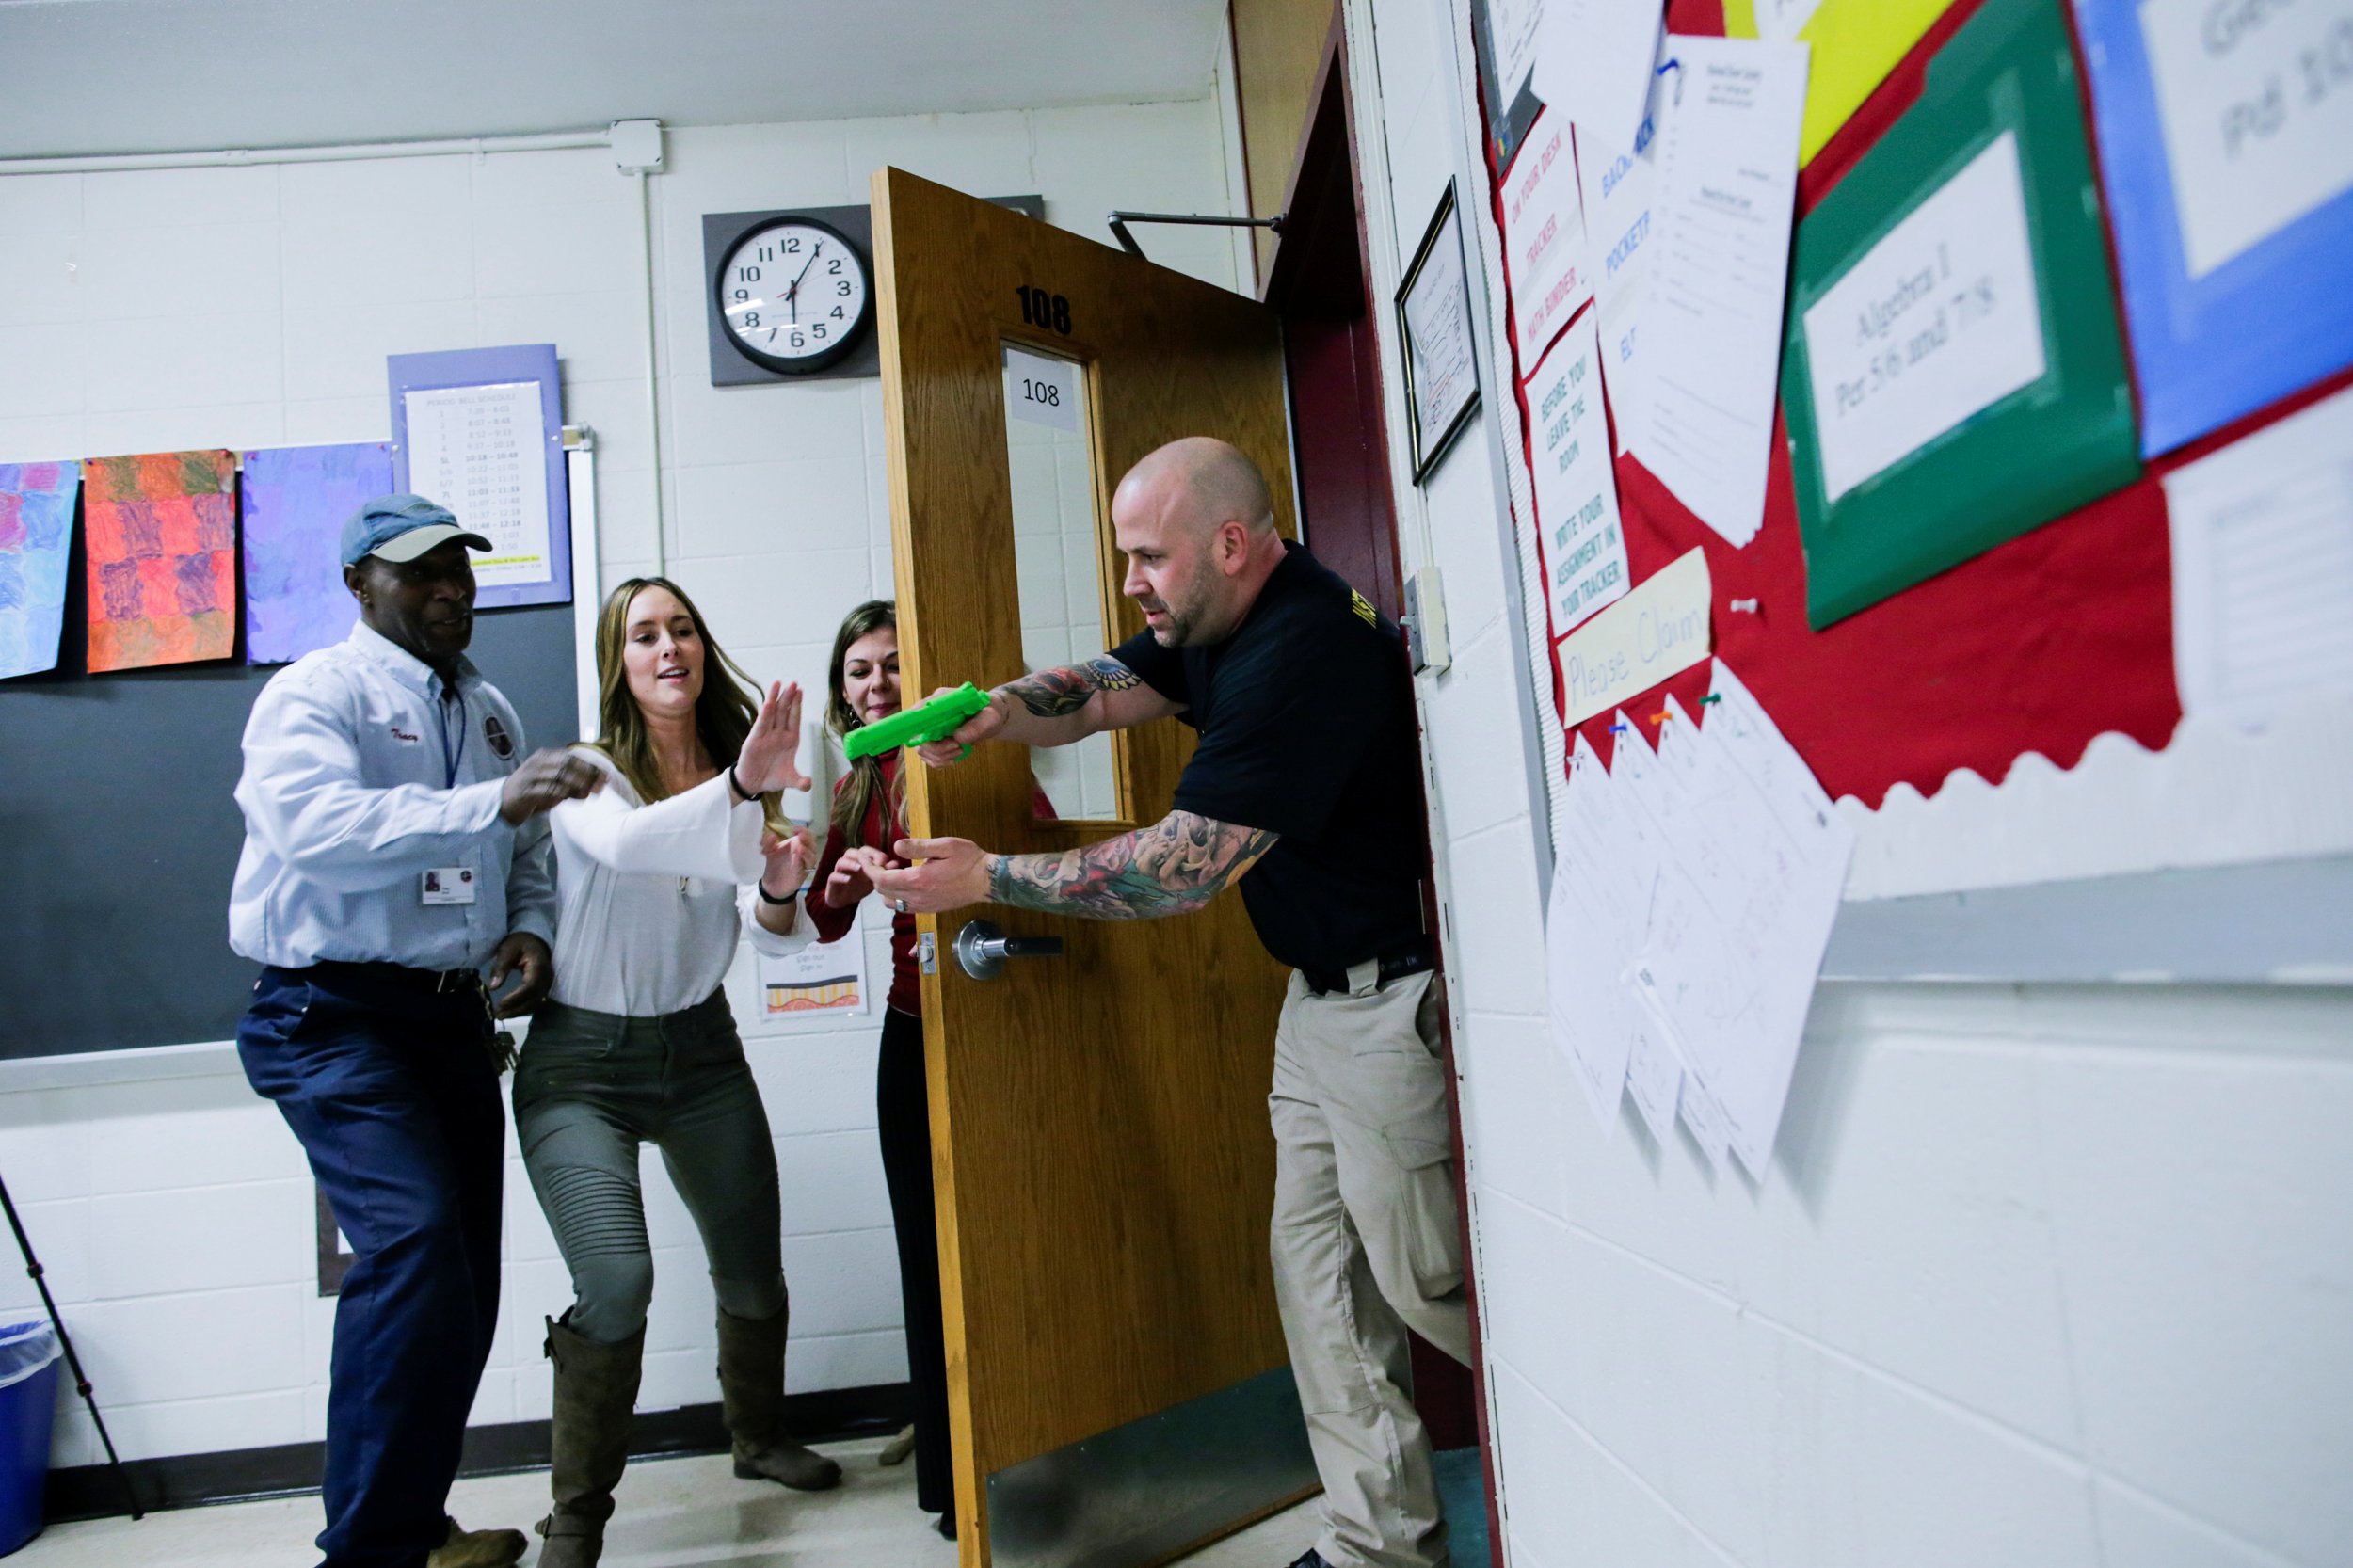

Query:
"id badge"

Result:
[[421, 866, 478, 905]]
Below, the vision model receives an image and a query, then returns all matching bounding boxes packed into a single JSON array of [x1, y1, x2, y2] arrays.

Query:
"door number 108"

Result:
[[1016, 286, 1072, 335]]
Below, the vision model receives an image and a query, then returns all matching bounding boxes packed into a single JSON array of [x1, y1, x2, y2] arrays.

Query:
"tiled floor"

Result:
[[13, 1436, 1323, 1567]]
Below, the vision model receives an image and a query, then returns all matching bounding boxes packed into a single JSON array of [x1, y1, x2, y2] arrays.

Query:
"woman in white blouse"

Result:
[[518, 576, 838, 1568]]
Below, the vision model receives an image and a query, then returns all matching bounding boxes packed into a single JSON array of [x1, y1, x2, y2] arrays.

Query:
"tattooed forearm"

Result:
[[1003, 656, 1144, 718], [986, 810, 1275, 920]]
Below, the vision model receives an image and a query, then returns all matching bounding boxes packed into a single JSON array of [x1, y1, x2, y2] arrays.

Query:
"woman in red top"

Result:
[[802, 600, 949, 1534]]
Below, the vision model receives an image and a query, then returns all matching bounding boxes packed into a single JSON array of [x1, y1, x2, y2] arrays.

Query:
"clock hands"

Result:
[[782, 242, 824, 324]]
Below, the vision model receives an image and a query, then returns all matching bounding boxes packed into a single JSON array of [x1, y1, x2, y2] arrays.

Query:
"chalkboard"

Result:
[[0, 505, 577, 1058]]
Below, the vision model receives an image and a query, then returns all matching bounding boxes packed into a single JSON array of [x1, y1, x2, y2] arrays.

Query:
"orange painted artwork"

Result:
[[82, 449, 237, 672]]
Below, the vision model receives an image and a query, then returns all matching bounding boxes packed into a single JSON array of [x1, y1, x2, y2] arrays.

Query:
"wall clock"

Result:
[[712, 214, 872, 375]]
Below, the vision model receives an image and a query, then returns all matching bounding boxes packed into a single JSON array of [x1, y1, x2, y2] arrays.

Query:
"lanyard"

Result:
[[434, 684, 468, 790]]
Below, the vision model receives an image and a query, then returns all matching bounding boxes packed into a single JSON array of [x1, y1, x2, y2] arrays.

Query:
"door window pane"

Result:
[[1003, 341, 1119, 822]]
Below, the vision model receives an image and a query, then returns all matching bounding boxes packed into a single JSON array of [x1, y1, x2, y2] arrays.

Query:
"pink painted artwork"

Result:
[[81, 450, 236, 673]]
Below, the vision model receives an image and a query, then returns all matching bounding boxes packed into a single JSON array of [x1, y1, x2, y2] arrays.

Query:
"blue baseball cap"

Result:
[[340, 494, 492, 568]]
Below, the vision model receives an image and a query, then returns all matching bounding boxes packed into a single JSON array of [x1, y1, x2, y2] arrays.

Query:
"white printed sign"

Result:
[[1577, 109, 1659, 455], [1502, 114, 1593, 365], [2140, 0, 2353, 279], [760, 933, 871, 1016], [1491, 0, 1547, 103], [1554, 547, 1711, 727], [1401, 199, 1480, 472], [1801, 130, 2047, 504], [1527, 316, 1630, 633], [402, 381, 552, 588], [1004, 344, 1080, 433]]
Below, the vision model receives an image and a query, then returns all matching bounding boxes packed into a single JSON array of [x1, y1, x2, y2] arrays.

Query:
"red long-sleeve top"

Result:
[[805, 753, 921, 1016]]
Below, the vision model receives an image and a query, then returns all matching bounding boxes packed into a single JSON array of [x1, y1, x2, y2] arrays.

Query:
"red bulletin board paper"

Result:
[[82, 450, 237, 673], [1518, 0, 2175, 808]]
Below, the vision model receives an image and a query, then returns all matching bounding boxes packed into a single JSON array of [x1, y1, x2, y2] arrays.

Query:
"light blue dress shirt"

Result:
[[229, 622, 558, 973]]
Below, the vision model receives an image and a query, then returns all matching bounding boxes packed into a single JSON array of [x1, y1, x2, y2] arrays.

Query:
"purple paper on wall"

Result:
[[241, 442, 395, 665], [0, 460, 81, 680]]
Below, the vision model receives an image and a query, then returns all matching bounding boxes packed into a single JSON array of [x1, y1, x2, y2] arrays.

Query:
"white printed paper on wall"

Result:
[[1502, 114, 1593, 366], [1801, 129, 2048, 504], [1555, 547, 1711, 727], [1634, 36, 1809, 547], [1401, 200, 1480, 469], [1527, 315, 1630, 633], [1490, 0, 1548, 104], [1004, 344, 1081, 433], [1576, 106, 1660, 456], [1532, 0, 1666, 153], [2139, 0, 2353, 279], [760, 932, 871, 1016], [401, 381, 552, 589], [2164, 383, 2353, 729]]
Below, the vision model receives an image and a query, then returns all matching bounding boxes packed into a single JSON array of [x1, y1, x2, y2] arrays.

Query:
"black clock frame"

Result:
[[712, 213, 873, 376]]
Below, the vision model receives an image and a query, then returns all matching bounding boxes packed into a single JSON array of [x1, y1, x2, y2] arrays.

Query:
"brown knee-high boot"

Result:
[[716, 1304, 843, 1491], [536, 1315, 646, 1568]]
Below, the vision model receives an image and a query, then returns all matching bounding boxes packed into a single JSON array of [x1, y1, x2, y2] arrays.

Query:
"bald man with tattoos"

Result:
[[871, 437, 1470, 1568]]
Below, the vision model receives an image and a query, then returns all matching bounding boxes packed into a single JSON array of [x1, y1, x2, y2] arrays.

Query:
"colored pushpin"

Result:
[[1700, 693, 1722, 707], [1649, 710, 1673, 726], [1609, 720, 1629, 736], [1728, 598, 1759, 614]]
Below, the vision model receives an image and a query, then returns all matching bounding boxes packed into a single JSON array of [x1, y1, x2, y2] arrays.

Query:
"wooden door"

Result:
[[871, 168, 1311, 1567]]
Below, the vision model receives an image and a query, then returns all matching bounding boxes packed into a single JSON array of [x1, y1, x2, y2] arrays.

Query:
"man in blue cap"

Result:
[[230, 495, 601, 1568]]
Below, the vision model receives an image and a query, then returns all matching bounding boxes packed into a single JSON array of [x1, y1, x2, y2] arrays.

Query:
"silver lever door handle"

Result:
[[952, 919, 1064, 981]]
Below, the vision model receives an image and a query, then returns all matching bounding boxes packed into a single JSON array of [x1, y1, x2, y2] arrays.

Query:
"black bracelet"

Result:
[[756, 881, 794, 906], [728, 764, 753, 802]]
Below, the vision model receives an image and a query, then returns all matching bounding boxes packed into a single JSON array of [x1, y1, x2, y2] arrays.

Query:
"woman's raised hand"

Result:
[[740, 680, 813, 794]]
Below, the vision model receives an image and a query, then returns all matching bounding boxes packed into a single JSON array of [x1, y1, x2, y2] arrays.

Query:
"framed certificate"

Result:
[[1395, 181, 1482, 485]]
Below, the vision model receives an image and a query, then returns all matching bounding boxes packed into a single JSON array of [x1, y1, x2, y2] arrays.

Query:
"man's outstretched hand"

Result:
[[915, 689, 1010, 768], [866, 837, 993, 914]]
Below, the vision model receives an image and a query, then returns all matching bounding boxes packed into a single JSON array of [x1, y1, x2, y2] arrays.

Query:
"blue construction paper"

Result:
[[2073, 0, 2353, 456], [0, 461, 81, 680], [240, 442, 395, 664]]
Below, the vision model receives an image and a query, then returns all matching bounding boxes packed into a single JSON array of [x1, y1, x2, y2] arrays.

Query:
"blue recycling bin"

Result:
[[0, 1321, 60, 1557]]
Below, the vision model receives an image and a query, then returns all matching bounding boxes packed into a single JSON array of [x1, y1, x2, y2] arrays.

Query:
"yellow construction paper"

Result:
[[1723, 0, 1957, 165]]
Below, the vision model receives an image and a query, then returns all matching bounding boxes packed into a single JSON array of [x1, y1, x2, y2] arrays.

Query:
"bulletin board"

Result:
[[1470, 0, 2353, 940]]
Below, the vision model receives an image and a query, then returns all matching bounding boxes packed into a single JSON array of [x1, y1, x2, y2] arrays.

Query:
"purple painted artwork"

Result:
[[241, 442, 395, 665], [0, 461, 82, 680]]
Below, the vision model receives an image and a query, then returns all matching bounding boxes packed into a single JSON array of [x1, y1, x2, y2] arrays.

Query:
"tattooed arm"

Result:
[[868, 812, 1275, 919], [986, 810, 1275, 920], [916, 655, 1182, 765]]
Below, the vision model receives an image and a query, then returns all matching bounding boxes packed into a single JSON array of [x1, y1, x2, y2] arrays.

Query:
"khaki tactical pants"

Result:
[[1270, 966, 1472, 1568]]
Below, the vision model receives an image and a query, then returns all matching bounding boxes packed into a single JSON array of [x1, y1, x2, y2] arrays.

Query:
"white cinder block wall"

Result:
[[1349, 3, 2353, 1567], [0, 96, 1242, 1468]]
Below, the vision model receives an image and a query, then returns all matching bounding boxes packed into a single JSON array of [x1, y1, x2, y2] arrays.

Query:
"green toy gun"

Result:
[[843, 681, 991, 761]]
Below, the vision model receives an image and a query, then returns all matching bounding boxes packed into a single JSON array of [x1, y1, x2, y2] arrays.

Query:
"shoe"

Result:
[[880, 1422, 917, 1466], [716, 1303, 845, 1491], [1283, 1553, 1330, 1568], [534, 1314, 647, 1568], [425, 1518, 527, 1568], [936, 1510, 957, 1540]]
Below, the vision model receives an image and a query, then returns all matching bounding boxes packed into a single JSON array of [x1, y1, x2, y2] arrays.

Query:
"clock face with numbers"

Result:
[[714, 216, 872, 374]]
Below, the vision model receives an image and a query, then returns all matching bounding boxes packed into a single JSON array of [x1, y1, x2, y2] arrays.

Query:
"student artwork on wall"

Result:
[[2072, 0, 2353, 457], [242, 442, 395, 665], [81, 449, 237, 672], [1780, 0, 2139, 627], [0, 460, 80, 680]]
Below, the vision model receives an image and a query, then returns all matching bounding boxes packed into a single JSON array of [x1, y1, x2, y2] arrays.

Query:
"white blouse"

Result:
[[544, 747, 811, 1016]]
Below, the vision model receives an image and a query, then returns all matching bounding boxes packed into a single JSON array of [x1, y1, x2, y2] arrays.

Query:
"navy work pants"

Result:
[[238, 964, 505, 1568]]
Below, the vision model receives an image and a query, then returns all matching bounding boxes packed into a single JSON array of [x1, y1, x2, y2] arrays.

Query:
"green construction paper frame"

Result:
[[1781, 0, 2139, 629]]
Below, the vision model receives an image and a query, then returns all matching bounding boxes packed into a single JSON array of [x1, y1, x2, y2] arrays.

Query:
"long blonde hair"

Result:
[[826, 600, 904, 840], [590, 577, 776, 821]]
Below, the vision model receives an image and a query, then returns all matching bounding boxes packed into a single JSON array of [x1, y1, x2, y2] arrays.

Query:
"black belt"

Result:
[[302, 959, 487, 995], [1300, 940, 1435, 998]]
